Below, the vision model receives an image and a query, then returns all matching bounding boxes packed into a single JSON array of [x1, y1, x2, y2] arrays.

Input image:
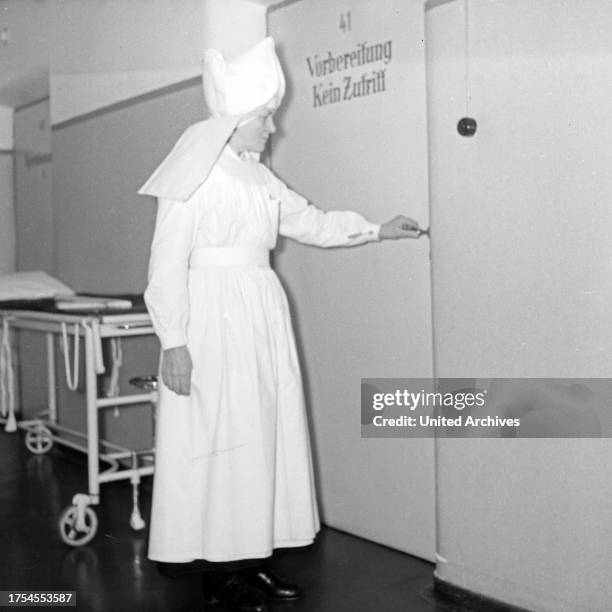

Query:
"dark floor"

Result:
[[0, 429, 466, 612]]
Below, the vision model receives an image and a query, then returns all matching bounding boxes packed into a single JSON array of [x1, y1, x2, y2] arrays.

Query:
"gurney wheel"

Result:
[[25, 425, 54, 455], [58, 504, 98, 546]]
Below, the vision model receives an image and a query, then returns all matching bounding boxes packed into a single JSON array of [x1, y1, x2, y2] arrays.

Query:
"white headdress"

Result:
[[139, 37, 285, 202]]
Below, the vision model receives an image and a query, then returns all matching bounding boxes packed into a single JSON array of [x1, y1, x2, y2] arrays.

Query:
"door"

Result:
[[268, 0, 435, 560]]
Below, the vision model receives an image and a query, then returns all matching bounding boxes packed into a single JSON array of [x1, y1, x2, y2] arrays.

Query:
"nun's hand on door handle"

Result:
[[379, 215, 424, 240]]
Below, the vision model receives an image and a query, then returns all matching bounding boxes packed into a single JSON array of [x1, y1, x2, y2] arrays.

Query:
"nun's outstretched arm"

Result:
[[275, 180, 380, 247], [272, 168, 421, 247]]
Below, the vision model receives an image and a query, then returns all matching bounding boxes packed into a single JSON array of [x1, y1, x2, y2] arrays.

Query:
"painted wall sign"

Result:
[[304, 12, 393, 108]]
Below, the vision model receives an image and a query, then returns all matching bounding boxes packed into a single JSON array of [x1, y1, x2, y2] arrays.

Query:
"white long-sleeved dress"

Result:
[[145, 145, 380, 562]]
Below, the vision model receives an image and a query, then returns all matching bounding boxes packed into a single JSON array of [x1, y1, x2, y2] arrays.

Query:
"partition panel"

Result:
[[427, 1, 612, 608], [269, 0, 434, 560]]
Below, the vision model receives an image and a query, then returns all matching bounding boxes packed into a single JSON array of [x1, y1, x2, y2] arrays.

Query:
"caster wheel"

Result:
[[58, 504, 98, 546], [25, 425, 54, 455]]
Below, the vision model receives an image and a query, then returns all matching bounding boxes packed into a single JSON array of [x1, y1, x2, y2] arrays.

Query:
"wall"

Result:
[[14, 99, 52, 272], [0, 161, 14, 273], [427, 1, 612, 609], [0, 106, 15, 147], [52, 86, 200, 293], [13, 98, 52, 417], [50, 0, 204, 126], [269, 0, 434, 560], [0, 0, 51, 109], [0, 105, 15, 274]]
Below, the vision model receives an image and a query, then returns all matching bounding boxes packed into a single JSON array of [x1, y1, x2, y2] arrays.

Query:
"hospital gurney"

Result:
[[0, 299, 157, 546]]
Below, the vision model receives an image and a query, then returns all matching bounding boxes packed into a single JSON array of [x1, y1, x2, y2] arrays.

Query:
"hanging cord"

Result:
[[61, 322, 80, 391], [80, 319, 105, 375], [105, 338, 123, 399], [0, 317, 16, 431], [90, 319, 105, 375]]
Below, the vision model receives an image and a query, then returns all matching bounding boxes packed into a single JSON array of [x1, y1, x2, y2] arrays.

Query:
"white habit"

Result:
[[145, 145, 380, 562]]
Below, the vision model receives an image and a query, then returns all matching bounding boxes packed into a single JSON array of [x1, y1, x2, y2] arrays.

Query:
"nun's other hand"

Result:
[[379, 215, 421, 240], [161, 346, 193, 396]]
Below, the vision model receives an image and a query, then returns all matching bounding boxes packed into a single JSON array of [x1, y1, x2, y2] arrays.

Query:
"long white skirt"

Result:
[[148, 264, 320, 562]]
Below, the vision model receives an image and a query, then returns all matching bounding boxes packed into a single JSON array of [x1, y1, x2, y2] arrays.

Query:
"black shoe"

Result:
[[243, 567, 302, 601], [204, 573, 269, 612]]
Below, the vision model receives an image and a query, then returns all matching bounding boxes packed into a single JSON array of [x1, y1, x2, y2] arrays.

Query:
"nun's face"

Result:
[[229, 109, 276, 154]]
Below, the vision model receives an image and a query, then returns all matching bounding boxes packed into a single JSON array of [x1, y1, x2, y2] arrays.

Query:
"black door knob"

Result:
[[457, 117, 477, 137]]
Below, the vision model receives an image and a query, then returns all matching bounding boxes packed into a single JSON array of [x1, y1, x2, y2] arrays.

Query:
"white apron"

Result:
[[145, 146, 380, 562]]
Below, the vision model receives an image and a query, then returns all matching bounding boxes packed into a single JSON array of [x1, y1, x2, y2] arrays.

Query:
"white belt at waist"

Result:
[[190, 246, 270, 268]]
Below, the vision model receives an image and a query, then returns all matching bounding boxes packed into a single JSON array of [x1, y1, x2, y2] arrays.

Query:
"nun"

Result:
[[140, 37, 422, 612]]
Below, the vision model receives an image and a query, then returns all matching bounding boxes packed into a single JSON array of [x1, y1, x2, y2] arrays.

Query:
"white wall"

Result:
[[50, 0, 204, 125], [0, 106, 15, 149], [14, 99, 52, 272], [269, 0, 434, 560], [0, 1, 50, 108], [427, 1, 612, 609], [0, 105, 15, 274]]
